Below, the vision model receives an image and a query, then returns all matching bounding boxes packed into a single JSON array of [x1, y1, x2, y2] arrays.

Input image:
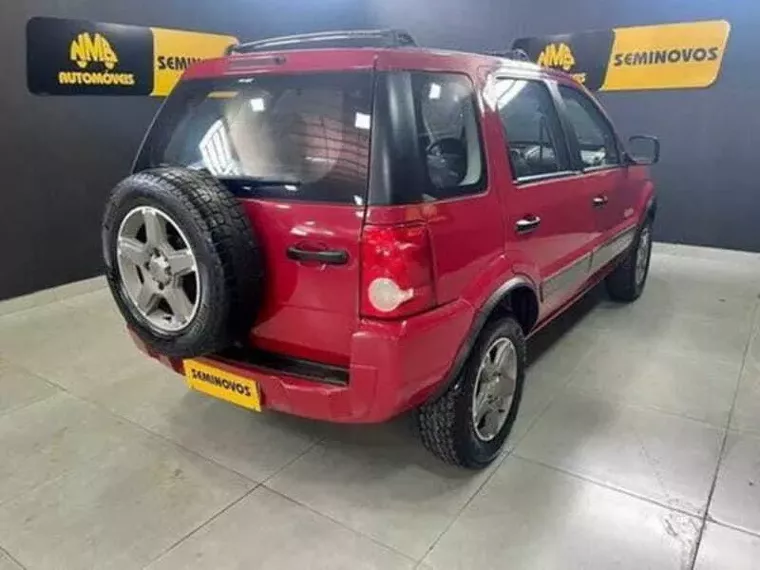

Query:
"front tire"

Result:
[[418, 315, 526, 469], [606, 219, 653, 303]]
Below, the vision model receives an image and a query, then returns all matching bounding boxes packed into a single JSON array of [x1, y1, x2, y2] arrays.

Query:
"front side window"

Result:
[[411, 73, 485, 199], [143, 72, 372, 204], [558, 85, 620, 169], [496, 79, 570, 181]]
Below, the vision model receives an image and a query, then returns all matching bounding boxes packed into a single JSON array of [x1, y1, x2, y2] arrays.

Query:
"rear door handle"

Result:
[[286, 246, 348, 265], [515, 216, 541, 234], [592, 195, 609, 208]]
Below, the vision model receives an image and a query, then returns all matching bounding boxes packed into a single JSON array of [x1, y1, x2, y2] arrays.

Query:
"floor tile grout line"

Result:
[[5, 356, 519, 567], [725, 426, 760, 439], [512, 453, 708, 521], [559, 383, 734, 430], [0, 389, 261, 516], [508, 377, 573, 451], [0, 461, 78, 512], [0, 359, 73, 420], [0, 391, 60, 422], [260, 435, 325, 486], [6, 352, 327, 489], [687, 298, 760, 569], [0, 283, 107, 320], [261, 485, 419, 566], [558, 329, 747, 430], [509, 335, 611, 451], [704, 517, 760, 540], [687, 431, 729, 568], [4, 256, 756, 567], [139, 483, 262, 570], [26, 378, 263, 486], [0, 544, 27, 570], [410, 344, 601, 568], [3, 368, 356, 567], [413, 444, 521, 567], [558, 335, 749, 367]]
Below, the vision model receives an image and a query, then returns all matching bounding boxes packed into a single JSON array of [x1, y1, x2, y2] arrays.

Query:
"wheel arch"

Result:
[[483, 280, 540, 335], [426, 275, 539, 403], [645, 195, 657, 222]]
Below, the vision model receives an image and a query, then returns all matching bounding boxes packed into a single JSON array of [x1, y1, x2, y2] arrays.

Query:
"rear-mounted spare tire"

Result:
[[102, 167, 263, 358]]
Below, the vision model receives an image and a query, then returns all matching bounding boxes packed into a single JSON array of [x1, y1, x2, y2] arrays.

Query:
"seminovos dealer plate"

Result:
[[183, 359, 261, 411]]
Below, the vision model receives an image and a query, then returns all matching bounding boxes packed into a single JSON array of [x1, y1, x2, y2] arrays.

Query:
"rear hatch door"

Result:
[[138, 68, 373, 366]]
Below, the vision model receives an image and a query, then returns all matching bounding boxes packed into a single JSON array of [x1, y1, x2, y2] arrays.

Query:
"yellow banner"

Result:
[[602, 20, 731, 91], [151, 28, 237, 96]]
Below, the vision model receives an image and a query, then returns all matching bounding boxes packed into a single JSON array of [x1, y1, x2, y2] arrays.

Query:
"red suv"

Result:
[[102, 30, 659, 468]]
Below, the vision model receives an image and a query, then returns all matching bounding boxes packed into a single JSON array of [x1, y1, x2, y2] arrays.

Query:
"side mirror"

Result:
[[627, 135, 660, 165]]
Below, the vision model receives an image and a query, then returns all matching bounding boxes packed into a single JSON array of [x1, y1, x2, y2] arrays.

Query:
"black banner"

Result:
[[27, 17, 154, 95], [513, 30, 614, 91], [512, 21, 731, 92]]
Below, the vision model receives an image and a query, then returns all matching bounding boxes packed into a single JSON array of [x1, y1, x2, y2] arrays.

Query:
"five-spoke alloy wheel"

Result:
[[418, 315, 526, 469], [117, 206, 200, 333], [471, 337, 518, 442]]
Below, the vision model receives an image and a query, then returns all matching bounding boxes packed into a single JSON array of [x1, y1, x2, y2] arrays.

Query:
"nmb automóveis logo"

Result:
[[58, 32, 135, 87], [513, 30, 614, 91], [27, 17, 237, 97], [537, 43, 575, 71], [27, 17, 154, 95], [536, 43, 589, 86]]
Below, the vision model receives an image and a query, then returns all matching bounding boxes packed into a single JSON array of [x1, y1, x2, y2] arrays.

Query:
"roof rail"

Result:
[[227, 29, 417, 55], [488, 48, 531, 62]]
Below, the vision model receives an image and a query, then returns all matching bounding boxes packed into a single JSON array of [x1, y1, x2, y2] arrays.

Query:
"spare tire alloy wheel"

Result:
[[117, 206, 200, 333], [103, 167, 263, 358]]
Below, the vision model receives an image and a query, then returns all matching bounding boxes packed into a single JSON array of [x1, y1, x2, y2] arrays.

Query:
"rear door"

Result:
[[406, 71, 504, 306], [142, 71, 373, 366], [491, 77, 598, 312]]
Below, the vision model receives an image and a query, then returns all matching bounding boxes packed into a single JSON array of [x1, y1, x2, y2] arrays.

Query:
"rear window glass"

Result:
[[143, 72, 372, 204]]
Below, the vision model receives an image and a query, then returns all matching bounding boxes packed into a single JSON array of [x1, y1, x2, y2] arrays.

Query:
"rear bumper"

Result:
[[133, 299, 475, 423]]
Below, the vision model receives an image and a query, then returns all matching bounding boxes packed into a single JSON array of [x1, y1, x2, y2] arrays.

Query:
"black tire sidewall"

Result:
[[633, 221, 653, 297], [103, 173, 231, 356], [454, 317, 526, 467], [606, 218, 654, 302]]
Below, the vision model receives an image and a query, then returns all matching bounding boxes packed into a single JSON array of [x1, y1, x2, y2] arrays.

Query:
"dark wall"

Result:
[[4, 0, 759, 300], [0, 0, 367, 300], [369, 0, 760, 252]]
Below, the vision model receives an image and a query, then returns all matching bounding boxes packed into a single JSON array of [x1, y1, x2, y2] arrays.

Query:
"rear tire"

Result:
[[606, 219, 653, 303], [418, 315, 526, 469]]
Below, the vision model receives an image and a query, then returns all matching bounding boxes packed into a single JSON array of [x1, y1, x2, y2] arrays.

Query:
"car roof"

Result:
[[183, 45, 569, 83]]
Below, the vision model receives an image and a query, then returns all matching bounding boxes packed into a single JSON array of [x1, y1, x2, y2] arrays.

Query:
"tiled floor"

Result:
[[1, 243, 759, 569]]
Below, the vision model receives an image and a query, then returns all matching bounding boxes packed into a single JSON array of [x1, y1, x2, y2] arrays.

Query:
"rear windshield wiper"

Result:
[[155, 164, 302, 189], [216, 175, 302, 188], [192, 167, 301, 188]]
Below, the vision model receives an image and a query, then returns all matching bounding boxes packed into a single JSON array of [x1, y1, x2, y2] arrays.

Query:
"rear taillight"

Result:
[[360, 223, 436, 319]]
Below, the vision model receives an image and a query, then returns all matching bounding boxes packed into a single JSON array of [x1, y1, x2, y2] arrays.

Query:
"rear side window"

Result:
[[411, 73, 485, 199], [143, 72, 372, 204], [495, 79, 570, 181], [558, 85, 620, 169]]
